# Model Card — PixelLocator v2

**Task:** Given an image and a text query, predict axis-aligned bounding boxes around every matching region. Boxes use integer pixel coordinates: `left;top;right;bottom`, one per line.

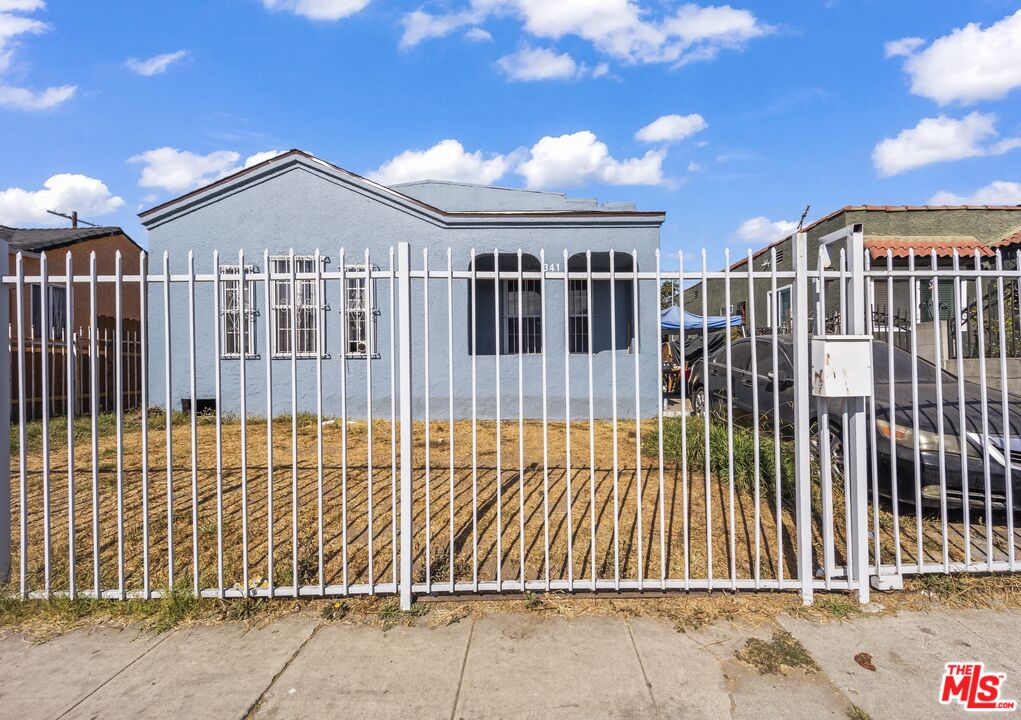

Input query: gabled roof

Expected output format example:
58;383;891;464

0;225;140;253
864;236;994;260
139;149;665;229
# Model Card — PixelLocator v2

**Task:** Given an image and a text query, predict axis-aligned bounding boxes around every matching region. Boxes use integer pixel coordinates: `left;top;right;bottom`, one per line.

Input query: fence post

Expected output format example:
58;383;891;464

845;225;871;603
792;231;813;605
0;238;10;583
397;242;414;610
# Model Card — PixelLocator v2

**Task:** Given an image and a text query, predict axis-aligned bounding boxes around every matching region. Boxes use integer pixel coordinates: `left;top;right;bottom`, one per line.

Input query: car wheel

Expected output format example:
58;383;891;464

690;385;705;416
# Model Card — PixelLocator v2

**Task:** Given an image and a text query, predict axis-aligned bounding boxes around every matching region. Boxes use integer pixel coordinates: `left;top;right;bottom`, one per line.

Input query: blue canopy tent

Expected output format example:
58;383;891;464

660;306;742;333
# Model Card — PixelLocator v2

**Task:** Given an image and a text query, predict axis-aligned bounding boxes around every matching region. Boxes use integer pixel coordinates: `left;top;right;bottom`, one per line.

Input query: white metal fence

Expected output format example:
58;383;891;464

2;231;1018;607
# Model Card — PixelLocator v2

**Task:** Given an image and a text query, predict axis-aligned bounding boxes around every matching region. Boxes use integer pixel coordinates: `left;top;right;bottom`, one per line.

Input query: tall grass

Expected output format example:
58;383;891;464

642;415;797;506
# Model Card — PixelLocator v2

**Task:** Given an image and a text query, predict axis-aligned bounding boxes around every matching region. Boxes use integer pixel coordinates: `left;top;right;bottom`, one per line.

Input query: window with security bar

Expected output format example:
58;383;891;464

501;278;542;354
220;265;258;358
270;255;325;358
344;264;376;357
568;278;589;353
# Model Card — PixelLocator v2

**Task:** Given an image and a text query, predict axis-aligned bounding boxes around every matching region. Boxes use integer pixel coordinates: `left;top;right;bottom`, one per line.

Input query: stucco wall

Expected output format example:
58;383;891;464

144;162;663;420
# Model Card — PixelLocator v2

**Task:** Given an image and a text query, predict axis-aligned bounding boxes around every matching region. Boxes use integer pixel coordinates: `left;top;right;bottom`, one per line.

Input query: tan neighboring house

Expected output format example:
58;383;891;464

2;225;146;418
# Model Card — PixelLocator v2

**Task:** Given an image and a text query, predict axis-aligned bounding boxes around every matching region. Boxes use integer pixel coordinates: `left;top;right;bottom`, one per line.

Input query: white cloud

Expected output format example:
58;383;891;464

883;36;923;58
872;112;1020;177
261;0;370;21
734;216;797;245
929;180;1021;206
464;27;492;42
0;2;77;110
0;83;74;109
516;130;665;189
244;149;284;167
497;47;581;81
368;139;514;185
891;10;1021;105
399;1;772;66
0;173;124;226
126;50;187;76
129;147;279;193
635;113;707;143
687;160;703;172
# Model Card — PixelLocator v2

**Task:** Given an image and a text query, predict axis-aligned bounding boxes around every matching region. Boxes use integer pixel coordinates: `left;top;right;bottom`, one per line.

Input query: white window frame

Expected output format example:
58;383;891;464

568;278;589;354
500;277;542;355
343;264;377;358
30;284;67;339
269;255;327;359
766;284;793;330
219;264;259;359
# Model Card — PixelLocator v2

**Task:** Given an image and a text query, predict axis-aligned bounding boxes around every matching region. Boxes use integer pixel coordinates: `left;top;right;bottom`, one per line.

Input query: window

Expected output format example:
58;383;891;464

270;255;324;358
766;285;793;330
344;265;376;357
220;265;258;359
501;278;542;354
30;285;67;338
568;279;589;353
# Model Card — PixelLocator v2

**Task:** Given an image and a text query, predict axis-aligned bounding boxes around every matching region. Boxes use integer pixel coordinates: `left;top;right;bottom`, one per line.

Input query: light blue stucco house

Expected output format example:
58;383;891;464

139;150;665;420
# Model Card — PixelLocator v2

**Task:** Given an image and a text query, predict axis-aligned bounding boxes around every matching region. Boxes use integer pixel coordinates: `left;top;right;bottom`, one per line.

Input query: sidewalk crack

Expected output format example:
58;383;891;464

242;620;322;720
625;619;661;720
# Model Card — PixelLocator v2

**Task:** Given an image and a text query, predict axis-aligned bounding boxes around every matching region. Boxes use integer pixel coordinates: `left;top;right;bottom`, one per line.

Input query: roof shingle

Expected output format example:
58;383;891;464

864;236;994;260
0;225;135;253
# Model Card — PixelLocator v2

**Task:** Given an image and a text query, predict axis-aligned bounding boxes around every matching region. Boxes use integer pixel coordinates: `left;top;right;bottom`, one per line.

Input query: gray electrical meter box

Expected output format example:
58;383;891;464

811;335;873;398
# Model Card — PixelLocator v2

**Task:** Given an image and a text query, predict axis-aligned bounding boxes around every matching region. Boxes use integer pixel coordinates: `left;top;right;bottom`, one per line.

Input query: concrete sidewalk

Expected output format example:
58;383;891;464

2;607;1019;719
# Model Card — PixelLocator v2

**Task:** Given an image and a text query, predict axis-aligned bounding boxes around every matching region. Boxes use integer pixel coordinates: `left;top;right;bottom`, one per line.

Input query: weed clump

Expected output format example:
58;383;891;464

736;630;819;675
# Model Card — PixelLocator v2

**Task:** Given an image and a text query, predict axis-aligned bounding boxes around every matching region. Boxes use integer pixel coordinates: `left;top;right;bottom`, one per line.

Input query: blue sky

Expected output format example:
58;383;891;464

1;0;1020;267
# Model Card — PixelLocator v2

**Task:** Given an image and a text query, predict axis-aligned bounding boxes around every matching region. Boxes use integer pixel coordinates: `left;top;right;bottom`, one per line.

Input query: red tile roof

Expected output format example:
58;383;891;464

992;230;1021;249
864;237;994;260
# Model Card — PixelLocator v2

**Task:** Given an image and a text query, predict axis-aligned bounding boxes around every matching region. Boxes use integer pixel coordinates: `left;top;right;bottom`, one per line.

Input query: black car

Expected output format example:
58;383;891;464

687;335;1021;510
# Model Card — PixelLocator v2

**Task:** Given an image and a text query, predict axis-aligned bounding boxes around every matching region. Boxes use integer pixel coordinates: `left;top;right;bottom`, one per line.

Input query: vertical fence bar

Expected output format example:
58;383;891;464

397;242;413;610
770;249;781;585
679;251;690;588
494;248;503;589
516;249;525;590
995;250;1015;569
540;249;550;591
187;251;200;596
655;250;666;589
907;250;923;571
886;250;902;573
792;232;813;605
263;249;275;598
816;254;833;591
339;251;349;593
609;250;620;590
747;250;761;588
0;241;9;590
865;253;882;577
213;250;224;598
562;248;574;591
238;252;250;594
365;249;374;592
389;248;398;590
114;252;126;599
422;248;431;592
845;226;869;604
723;250;736;589
162;252;174;589
700;250;712;589
586;250;596;585
89;254;100;596
974;250;994;570
288;249;299;595
65;252;76;596
470;248;478;591
447;248;456;592
40;253;52;597
314;250;325;594
953;251;970;568
138;252;150;598
14;252;27;596
631;249;643;588
931;251;949;573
